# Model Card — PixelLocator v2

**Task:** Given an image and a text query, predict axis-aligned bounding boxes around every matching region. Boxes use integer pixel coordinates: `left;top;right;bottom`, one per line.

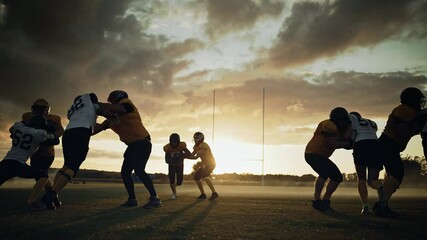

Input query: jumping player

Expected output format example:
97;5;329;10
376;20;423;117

22;98;64;207
349;112;384;215
163;133;191;199
375;87;425;217
186;132;219;200
93;90;161;209
42;93;111;210
0;115;55;207
305;107;353;211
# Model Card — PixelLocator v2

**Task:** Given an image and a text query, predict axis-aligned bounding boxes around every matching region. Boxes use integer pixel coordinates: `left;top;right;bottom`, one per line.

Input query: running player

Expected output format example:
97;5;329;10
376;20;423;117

375;87;425;217
186;132;219;200
349;112;383;215
163;133;191;199
305;107;353;211
42;93;111;210
22;98;64;207
0;115;55;207
93;90;161;209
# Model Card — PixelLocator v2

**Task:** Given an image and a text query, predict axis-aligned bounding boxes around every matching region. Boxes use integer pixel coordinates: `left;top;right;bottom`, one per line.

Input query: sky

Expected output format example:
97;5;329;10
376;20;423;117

0;0;427;177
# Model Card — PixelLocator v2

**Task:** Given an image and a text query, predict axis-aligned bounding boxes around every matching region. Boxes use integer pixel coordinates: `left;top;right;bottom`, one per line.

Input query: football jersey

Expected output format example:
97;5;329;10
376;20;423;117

305;120;339;158
65;94;100;132
349;114;378;142
3;122;50;164
22;112;63;156
164;142;187;165
383;104;418;147
109;98;150;145
193;142;215;165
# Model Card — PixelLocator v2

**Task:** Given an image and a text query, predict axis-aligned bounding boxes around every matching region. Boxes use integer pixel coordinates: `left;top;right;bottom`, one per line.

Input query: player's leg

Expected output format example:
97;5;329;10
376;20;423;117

30;155;55;190
194;169;206;199
322;159;343;211
0;160;17;186
169;165;177;199
175;164;184;199
305;153;330;211
355;165;369;214
200;164;218;199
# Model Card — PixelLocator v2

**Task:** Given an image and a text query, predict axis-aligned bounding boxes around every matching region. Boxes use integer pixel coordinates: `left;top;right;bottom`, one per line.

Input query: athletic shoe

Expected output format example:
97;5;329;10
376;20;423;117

197;193;207;199
209;192;219;200
53;194;62;208
142;197;161;209
361;205;370;215
322;199;334;212
311;199;325;211
41;191;56;210
121;198;139;207
171;194;177;200
374;205;400;218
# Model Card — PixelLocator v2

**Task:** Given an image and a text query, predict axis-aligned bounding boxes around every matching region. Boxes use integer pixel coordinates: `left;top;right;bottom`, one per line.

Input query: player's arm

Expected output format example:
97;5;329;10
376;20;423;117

92;120;109;135
101;102;134;115
47;115;64;138
182;147;192;158
324;131;352;150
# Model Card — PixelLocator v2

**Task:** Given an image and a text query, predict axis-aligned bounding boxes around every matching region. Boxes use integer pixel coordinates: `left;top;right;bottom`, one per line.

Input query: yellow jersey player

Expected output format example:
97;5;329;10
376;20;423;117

305;107;352;211
375;87;425;217
0;115;56;208
163;133;191;200
22;98;64;207
186;132;219;200
93;90;161;209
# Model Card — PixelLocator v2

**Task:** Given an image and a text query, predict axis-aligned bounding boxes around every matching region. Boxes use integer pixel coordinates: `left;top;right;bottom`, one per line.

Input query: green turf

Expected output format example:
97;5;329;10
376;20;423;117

1;183;426;240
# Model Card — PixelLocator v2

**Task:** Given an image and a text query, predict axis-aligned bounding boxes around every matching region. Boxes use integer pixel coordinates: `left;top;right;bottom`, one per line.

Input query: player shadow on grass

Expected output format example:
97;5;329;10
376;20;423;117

119;199;217;239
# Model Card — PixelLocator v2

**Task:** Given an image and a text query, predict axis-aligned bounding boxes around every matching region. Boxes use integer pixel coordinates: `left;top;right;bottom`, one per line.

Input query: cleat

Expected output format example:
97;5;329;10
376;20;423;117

121;198;139;207
361;205;370;215
142;197;161;209
312;199;326;211
322;199;334;212
209;192;219;200
53;193;62;208
197;194;207;199
41;192;56;210
374;205;399;218
171;194;177;200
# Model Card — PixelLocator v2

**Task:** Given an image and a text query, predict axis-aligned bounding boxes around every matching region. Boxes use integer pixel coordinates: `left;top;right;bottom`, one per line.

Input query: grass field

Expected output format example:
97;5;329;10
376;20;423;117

1;182;427;240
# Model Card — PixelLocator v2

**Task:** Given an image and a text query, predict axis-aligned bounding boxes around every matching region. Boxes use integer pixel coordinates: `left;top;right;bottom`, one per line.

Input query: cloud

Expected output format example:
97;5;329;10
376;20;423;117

204;0;285;40
266;0;427;68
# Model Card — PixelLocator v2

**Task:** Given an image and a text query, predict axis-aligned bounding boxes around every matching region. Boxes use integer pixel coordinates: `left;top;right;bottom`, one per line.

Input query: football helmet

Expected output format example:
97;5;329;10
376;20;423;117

193;132;204;144
28;114;47;130
31;98;50;115
349;111;362;119
169;133;180;142
330;107;350;123
108;90;128;104
400;87;425;110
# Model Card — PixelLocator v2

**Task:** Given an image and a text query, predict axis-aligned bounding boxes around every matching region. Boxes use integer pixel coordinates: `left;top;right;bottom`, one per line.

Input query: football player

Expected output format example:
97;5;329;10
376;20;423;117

375;87;425;217
349;112;383;215
185;132;219;200
0;115;56;207
22;98;64;207
163;133;191;200
93;90;161;209
305;107;353;211
41;93;111;210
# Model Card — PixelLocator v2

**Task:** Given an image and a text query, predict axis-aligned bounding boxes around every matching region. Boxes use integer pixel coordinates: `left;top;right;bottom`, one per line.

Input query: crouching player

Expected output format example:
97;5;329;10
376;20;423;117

0;115;55;207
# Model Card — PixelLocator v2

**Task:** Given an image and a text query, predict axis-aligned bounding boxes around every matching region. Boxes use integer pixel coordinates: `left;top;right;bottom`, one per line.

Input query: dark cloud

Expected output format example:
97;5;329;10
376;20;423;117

0;0;203;128
266;0;427;68
204;0;285;39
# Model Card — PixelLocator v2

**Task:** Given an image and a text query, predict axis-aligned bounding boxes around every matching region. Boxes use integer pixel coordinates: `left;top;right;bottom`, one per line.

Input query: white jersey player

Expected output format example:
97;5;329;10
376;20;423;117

348;112;384;215
42;93;111;210
0;115;55;206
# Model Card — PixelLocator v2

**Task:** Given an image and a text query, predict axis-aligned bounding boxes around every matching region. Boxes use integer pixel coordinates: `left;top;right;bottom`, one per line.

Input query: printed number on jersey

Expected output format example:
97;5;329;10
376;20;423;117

67;95;85;118
12;129;33;150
